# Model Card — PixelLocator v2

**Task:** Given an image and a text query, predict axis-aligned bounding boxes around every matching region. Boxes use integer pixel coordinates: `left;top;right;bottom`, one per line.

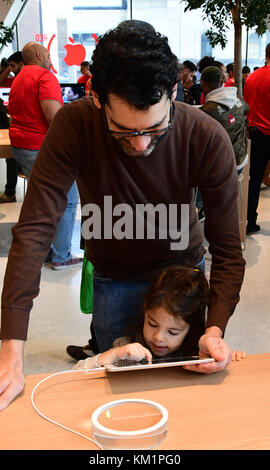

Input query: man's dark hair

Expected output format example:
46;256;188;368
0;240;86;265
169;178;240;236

118;19;155;33
242;65;250;74
90;25;179;108
183;60;197;72
80;61;90;68
1;57;8;67
226;62;234;74
213;60;225;70
8;51;23;63
197;56;215;73
201;66;223;90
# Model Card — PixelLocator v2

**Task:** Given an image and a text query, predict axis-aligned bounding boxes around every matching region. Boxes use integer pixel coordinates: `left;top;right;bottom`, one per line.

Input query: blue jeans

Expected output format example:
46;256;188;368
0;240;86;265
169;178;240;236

12;146;79;263
195;189;203;209
91;257;206;352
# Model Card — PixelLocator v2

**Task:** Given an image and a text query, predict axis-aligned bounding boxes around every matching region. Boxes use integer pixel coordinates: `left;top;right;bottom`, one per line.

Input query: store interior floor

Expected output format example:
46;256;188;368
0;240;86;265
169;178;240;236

0;178;270;376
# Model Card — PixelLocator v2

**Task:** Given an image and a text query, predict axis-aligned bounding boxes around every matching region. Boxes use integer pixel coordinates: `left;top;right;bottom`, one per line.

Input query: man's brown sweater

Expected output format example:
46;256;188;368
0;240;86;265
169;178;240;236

1;98;245;340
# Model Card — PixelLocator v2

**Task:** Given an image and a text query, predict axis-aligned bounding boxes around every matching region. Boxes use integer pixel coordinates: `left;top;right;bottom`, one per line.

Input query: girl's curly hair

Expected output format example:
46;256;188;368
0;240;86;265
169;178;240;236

143;265;209;355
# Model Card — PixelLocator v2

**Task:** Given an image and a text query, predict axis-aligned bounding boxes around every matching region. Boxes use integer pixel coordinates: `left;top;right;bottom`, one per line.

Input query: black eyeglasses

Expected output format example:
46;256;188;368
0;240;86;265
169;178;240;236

103;101;173;138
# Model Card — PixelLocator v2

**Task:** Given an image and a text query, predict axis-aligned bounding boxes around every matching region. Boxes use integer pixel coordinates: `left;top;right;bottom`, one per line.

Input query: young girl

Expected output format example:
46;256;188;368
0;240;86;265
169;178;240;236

73;265;245;370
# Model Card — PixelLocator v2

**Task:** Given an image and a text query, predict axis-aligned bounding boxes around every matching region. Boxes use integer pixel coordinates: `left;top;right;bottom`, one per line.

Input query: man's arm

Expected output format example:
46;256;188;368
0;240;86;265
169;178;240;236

40;99;62;124
0;65;11;86
0;339;25;410
185;113;245;373
0;103;83;409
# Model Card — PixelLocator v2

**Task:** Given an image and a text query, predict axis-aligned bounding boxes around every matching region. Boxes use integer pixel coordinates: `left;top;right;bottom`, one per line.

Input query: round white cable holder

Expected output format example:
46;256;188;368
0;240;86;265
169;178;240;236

91;398;168;450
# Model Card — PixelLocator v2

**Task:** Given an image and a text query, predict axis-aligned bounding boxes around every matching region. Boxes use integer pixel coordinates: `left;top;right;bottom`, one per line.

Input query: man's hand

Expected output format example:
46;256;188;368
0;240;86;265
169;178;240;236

182;326;232;374
0;65;12;85
0;339;25;411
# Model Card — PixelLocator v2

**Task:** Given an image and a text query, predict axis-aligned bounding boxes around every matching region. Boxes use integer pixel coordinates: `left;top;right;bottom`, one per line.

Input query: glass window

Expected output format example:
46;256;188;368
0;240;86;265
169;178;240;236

201;33;212;58
131;0;181;57
0;0;267;83
1;0;131;84
248;32;262;60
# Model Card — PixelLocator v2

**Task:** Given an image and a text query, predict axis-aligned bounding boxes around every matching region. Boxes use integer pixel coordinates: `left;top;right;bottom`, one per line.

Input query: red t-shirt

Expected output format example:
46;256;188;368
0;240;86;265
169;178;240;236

224;77;235;87
244;66;270;135
1;76;14;87
77;74;91;93
8;65;63;149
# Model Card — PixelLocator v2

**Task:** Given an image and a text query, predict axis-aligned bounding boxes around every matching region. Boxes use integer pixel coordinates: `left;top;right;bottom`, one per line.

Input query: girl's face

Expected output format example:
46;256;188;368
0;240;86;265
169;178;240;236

143;307;190;357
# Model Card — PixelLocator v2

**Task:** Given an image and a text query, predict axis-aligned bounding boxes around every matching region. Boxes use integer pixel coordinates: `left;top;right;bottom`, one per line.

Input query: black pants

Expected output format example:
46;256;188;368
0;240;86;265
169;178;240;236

247;129;270;224
5;158;18;197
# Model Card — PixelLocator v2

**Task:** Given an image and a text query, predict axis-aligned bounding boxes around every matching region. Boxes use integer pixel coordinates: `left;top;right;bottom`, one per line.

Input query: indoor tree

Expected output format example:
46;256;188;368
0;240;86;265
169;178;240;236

181;0;270;99
0;20;13;48
0;0;14;52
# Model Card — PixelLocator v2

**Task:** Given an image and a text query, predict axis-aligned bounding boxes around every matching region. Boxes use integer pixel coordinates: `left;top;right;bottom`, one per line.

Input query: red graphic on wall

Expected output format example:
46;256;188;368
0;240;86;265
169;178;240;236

47;34;57;74
35;34;48;43
64;37;86;66
91;33;99;44
45;33;99;73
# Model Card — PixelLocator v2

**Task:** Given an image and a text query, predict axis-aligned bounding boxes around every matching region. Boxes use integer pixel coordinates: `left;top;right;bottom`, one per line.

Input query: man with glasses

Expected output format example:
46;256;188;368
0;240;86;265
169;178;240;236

102;95;173;156
0;22;245;410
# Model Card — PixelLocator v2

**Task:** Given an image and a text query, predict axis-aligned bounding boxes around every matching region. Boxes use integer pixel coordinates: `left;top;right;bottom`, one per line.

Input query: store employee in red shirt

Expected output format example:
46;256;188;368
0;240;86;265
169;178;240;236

8;42;82;269
77;60;92;95
244;43;270;234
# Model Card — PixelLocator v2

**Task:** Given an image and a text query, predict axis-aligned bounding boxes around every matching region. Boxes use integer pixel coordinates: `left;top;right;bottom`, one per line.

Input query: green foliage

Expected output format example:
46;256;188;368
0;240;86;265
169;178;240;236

0;21;13;47
181;0;270;48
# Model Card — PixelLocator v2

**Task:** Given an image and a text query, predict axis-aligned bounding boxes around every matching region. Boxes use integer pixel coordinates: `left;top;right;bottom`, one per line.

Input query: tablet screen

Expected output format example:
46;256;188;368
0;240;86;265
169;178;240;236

113;355;204;368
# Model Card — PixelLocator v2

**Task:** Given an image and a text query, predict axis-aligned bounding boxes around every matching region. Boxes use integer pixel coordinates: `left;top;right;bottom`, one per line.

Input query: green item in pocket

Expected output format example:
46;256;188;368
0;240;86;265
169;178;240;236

80;253;93;314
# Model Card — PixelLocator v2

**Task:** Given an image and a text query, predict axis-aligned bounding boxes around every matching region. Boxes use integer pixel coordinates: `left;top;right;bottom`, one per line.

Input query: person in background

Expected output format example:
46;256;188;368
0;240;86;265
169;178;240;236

77;61;92;96
73;266;246;371
0;51;24;203
214;60;229;84
0;51;24;87
242;65;250;88
173;61;184;103
0;58;9;71
197;56;228;107
194;57;228;217
224;63;235;87
244;43;270;234
8;42;82;269
200;66;248;174
181;60;201;105
197;56;215;106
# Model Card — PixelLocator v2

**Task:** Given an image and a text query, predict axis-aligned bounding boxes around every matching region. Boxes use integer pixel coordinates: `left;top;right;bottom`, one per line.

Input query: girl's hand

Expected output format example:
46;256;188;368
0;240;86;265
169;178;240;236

95;343;152;367
116;343;152;363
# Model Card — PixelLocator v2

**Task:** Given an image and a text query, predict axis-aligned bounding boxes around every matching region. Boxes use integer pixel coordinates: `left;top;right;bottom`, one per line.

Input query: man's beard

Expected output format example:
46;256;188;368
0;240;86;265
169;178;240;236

116;135;161;157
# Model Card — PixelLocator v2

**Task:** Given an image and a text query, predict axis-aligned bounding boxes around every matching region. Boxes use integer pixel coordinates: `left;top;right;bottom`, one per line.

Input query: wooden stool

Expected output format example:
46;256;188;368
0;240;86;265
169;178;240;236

18;172;27;199
263;161;270;187
238;173;245;250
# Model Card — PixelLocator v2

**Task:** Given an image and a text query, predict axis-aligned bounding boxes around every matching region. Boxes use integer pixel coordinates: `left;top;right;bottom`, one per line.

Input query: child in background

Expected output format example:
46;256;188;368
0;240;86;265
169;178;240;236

73;265;246;370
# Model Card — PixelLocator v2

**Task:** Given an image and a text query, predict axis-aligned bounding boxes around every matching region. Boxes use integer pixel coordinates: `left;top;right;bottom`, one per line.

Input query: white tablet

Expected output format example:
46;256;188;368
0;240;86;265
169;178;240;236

104;355;215;372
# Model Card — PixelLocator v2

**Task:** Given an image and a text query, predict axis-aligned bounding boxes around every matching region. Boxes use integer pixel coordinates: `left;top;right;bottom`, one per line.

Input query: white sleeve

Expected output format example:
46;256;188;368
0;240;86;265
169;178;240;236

72;355;99;370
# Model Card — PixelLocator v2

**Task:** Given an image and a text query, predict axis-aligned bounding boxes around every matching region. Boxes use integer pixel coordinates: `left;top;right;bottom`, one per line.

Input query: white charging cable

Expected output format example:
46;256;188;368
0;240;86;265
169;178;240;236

30;367;106;450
